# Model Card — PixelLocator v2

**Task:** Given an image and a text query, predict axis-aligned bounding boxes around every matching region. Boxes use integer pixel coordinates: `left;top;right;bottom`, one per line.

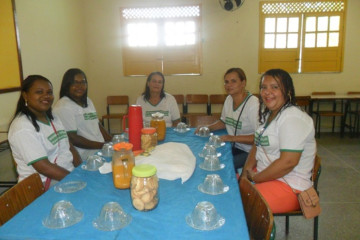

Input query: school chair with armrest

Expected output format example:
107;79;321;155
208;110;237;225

209;94;227;117
172;94;186;122
345;92;360;137
239;178;275;240
311;92;344;138
183;94;209;122
0;173;45;226
274;154;322;240
101;96;129;134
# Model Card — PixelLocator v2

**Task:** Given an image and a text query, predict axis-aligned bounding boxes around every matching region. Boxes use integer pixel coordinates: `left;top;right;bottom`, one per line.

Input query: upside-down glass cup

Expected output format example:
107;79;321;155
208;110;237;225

198;174;229;195
198;144;221;158
82;155;105;171
197;126;211;137
208;135;224;148
112;134;127;144
175;122;188;133
42;200;83;229
93;202;132;231
186;201;225;231
101;143;114;157
199;155;225;171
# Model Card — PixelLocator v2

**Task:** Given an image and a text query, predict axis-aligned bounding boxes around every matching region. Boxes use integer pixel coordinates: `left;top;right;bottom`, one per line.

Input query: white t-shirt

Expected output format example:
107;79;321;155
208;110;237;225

136;92;181;127
255;106;316;191
8;114;74;183
53;96;104;160
220;93;259;152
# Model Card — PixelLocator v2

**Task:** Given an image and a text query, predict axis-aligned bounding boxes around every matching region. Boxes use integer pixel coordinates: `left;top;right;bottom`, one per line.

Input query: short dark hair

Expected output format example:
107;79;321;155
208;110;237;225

224;68;247;81
60;68;88;107
142;71;165;101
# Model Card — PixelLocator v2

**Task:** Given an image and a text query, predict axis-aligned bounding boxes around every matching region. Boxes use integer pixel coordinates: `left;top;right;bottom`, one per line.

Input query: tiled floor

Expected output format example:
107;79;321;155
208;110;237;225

0;133;359;239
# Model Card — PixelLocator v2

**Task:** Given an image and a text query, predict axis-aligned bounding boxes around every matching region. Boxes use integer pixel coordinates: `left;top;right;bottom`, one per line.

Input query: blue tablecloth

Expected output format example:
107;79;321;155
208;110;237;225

0;129;249;240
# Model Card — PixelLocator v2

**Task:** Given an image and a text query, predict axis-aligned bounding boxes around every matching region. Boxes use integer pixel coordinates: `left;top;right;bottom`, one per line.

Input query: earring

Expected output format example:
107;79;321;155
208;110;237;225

25;100;28;107
288;93;292;102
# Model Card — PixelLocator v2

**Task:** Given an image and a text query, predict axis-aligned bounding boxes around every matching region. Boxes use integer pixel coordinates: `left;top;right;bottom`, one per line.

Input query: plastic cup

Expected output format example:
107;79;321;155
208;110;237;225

93;202;132;231
198;174;229;195
101;143;114;157
197;127;210;137
82;155;104;171
186;201;225;231
175;122;188;133
42;200;83;229
199;155;225;171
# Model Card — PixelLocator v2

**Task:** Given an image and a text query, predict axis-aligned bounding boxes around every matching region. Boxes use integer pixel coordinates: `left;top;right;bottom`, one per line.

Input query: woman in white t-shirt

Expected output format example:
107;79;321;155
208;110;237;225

8;75;81;188
136;72;181;127
53;68;112;161
241;69;316;213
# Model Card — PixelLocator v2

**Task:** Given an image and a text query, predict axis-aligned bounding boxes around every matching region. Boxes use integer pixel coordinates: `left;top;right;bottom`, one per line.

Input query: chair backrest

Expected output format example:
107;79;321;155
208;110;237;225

186;115;219;127
0;173;44;226
239;178;274;240
173;94;185;113
312;154;322;190
209;94;227;115
106;95;129;114
184;94;209;114
347;91;360;95
296;96;311;112
311;91;335;96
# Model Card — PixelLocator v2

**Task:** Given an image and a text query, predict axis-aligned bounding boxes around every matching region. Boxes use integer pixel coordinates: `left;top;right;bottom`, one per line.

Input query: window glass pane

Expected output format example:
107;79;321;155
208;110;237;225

287;33;298;48
317;33;327;47
276;34;286;48
264;34;275;48
306;17;316;32
317;16;328;31
265;18;275;32
329;32;339;47
165;21;196;46
329;16;340;31
277;18;287;33
127;23;157;47
288;17;299;32
305;33;315;47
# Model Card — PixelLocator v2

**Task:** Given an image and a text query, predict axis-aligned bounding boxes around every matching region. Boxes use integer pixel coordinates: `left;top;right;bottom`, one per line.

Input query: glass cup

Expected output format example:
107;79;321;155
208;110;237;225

112;134;127;144
199;155;225;171
198;174;229;195
208;135;224;148
93;202;132;231
198;144;221;158
82;155;105;171
186;201;225;231
175;122;188;133
101;143;114;157
197;126;210;137
42;200;83;229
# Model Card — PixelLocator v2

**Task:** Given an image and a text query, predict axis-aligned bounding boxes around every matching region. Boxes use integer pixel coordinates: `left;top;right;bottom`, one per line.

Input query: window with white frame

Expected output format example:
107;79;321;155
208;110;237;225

259;0;346;73
121;5;202;76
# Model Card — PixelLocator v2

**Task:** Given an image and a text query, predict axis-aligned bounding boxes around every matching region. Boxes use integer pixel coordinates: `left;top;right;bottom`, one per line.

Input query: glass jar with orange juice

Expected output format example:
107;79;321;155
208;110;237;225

112;142;135;189
150;112;166;141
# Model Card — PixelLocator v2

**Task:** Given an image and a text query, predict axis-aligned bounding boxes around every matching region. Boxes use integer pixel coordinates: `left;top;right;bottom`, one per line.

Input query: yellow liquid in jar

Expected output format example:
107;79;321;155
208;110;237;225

150;119;166;141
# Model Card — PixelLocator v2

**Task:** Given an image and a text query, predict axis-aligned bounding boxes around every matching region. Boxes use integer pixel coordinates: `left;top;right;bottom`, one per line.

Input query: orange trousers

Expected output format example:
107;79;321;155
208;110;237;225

255;180;300;214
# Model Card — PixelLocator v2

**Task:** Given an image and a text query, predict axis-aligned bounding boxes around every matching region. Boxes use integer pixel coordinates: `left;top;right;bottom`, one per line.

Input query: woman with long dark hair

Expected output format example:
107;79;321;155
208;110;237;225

241;69;316;213
136;71;180;127
8;75;81;187
53;68;111;160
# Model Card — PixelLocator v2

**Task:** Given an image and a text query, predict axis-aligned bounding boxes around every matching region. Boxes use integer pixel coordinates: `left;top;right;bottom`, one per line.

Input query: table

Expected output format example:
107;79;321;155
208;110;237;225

0;129;249;240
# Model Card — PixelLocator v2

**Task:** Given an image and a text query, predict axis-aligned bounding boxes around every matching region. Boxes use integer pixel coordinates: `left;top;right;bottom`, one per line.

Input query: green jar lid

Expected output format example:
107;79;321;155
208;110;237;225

132;164;157;177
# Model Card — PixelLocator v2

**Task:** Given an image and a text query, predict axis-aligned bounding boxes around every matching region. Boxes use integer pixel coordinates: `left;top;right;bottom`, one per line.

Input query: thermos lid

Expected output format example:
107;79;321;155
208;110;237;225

132;164;157;177
141;127;157;134
113;142;133;151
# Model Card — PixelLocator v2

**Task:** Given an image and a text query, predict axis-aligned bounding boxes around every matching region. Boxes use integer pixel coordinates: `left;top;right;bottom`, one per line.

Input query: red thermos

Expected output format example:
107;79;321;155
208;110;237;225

122;105;143;151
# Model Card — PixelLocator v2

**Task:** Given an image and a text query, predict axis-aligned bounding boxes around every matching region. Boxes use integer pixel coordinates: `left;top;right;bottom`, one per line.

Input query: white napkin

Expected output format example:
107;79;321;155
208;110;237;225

136;142;196;183
99;162;112;174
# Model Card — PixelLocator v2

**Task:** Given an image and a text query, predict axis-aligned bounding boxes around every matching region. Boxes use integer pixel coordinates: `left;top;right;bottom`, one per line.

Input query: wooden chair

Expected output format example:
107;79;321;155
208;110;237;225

0;173;44;226
173;94;186;122
345;92;360;137
209;94;227;117
101;96;129;134
239;178;275;240
183;94;209;122
296;95;311;114
0;141;18;191
186;115;219;128
311;92;344;138
274;154;322;240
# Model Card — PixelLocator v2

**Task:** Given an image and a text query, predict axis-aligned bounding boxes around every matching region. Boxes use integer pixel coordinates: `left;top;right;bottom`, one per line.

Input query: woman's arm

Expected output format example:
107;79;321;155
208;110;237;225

220;134;254;145
252;151;301;183
67;132;105;149
99;123;112;142
241;144;257;179
69;143;82;167
32;159;70;181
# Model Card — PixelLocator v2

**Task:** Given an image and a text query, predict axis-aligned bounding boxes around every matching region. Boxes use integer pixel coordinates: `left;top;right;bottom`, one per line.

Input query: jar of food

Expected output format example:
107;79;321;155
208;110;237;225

112;142;135;189
141;127;157;152
130;164;159;211
150;112;166;141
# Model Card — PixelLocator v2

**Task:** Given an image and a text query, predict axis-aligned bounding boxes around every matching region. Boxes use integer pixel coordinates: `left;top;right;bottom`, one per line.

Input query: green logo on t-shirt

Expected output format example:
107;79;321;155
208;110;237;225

145;110;169;117
254;132;269;146
84;112;98;120
225;117;242;129
48;130;68;145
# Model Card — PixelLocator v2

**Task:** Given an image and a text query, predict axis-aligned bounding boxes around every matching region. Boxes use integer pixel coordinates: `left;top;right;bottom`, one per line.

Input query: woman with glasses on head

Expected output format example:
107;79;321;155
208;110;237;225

53;68;112;161
241;69;316;213
8;75;81;188
136;71;181;127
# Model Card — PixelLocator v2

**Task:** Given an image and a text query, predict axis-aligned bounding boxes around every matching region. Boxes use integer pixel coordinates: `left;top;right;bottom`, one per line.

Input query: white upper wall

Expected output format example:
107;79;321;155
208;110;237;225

1;0;359;128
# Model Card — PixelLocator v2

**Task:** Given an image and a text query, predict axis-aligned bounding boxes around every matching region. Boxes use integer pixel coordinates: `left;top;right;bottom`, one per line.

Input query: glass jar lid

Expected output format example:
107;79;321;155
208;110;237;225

132;164;157;177
141;127;157;134
113;142;133;151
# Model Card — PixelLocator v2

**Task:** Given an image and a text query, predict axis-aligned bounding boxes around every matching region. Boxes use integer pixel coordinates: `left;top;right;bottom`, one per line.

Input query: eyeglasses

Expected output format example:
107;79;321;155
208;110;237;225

255;127;266;146
71;80;87;86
